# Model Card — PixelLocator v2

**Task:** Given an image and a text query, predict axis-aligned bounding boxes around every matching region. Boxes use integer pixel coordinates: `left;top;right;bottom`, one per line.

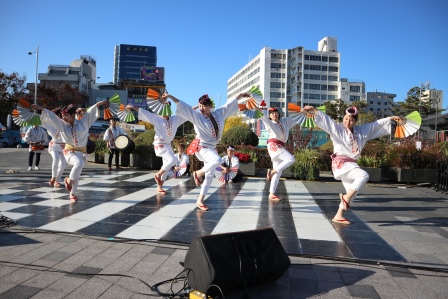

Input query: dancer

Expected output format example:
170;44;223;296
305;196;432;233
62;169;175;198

303;106;401;224
174;143;190;177
103;118;127;171
31;100;109;202
126;103;185;194
41;108;66;187
164;92;250;211
24;124;48;171
217;145;241;183
256;107;297;201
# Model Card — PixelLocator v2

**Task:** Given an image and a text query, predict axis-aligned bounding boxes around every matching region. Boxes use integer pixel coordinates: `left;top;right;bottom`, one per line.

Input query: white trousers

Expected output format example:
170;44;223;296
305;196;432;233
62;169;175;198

64;151;86;196
195;147;221;195
157;146;177;181
338;167;369;209
270;150;295;194
49;150;66;182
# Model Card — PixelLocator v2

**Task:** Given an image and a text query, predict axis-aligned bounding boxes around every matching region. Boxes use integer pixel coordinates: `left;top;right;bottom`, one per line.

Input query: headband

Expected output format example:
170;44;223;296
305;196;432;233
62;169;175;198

61;104;74;115
227;146;235;151
198;94;212;106
269;107;279;113
345;107;358;117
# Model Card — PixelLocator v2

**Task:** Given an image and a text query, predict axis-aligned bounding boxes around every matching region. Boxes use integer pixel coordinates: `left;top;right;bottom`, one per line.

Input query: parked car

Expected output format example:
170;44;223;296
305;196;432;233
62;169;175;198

0;130;21;147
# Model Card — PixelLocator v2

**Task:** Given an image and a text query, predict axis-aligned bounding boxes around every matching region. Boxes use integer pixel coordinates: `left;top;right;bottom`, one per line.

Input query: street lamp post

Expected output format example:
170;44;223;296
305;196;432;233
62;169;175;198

28;46;39;104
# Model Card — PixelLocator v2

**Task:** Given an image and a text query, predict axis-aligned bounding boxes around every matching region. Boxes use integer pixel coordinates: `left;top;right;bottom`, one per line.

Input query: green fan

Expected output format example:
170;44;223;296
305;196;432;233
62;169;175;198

300;105;326;128
240;86;264;119
160;103;172;117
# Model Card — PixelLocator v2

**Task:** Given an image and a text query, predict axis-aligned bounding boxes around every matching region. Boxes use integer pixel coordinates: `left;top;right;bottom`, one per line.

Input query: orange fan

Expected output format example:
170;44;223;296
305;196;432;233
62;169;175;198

147;88;160;100
12;98;41;126
246;98;257;110
104;108;113;120
18;98;32;108
238;104;247;111
394;111;421;138
288;103;301;113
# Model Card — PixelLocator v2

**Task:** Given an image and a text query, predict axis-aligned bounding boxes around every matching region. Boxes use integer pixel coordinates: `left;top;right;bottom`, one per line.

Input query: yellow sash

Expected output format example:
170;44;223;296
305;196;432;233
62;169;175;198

64;144;87;153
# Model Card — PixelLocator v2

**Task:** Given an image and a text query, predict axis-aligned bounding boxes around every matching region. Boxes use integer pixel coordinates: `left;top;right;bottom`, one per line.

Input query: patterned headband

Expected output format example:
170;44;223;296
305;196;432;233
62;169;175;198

61;104;74;114
198;94;212;106
227;146;235;151
345;106;358;117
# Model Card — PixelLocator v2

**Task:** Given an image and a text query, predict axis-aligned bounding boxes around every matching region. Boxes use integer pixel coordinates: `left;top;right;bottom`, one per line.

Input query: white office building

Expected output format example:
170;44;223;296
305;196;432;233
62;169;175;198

227;37;341;118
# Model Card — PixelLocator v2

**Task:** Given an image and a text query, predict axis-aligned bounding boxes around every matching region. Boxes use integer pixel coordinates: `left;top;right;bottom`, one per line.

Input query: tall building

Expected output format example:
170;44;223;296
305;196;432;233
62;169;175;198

339;78;366;104
113;44;157;84
366;91;396;117
421;89;443;112
38;55;97;95
227;37;341;118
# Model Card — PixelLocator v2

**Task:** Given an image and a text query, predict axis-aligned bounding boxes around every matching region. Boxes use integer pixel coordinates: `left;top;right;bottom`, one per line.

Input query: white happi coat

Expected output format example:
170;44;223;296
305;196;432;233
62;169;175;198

41;124;64;153
40;106;100;150
103;126;126;149
221;155;240;170
176;98;238;148
24;126;48;153
138;109;185;156
260;112;297;159
314;111;391;179
175;152;189;166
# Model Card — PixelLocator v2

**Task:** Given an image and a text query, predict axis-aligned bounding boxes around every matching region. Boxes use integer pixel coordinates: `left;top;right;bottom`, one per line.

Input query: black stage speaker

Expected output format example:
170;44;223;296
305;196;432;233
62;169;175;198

183;228;290;296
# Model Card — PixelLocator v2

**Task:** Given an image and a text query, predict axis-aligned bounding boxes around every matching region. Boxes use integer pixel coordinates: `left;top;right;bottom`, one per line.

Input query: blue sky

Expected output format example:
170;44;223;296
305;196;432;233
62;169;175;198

1;0;447;111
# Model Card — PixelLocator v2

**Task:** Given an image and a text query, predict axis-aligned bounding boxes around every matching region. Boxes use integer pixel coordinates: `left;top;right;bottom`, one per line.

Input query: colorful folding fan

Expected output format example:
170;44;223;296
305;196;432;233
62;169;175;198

214;166;239;182
116;105;136;123
12;98;41;126
146;87;169;115
394;111;421;138
168;163;187;178
287;103;306;125
103;93;121;120
300;105;326;128
240;86;264;119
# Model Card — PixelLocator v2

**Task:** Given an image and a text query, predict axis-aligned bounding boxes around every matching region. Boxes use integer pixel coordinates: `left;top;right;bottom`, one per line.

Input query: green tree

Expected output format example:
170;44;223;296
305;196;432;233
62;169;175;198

393;86;436;117
323;99;349;122
0;71;27;126
351;100;376;124
223;115;248;133
221;126;259;146
38;83;88;109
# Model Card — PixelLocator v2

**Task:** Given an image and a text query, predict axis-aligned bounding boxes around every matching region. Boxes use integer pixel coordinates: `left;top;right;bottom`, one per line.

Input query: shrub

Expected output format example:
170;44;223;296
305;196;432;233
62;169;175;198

290;148;325;180
133;129;156;155
383;137;439;169
90;136;107;156
220;126;259;147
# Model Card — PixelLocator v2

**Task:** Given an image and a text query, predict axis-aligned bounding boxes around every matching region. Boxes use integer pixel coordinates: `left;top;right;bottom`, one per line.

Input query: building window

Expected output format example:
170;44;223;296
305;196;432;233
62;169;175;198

350;86;360;92
370;101;373;104
377;102;381;105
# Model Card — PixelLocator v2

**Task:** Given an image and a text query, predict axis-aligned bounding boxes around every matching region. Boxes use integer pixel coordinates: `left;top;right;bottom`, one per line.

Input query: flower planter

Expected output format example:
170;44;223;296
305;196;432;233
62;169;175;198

120;153;130;167
95;153;105;164
281;167;295;178
238;162;256;176
130;153;162;169
362;167;381;182
385;167;436;183
282;167;319;180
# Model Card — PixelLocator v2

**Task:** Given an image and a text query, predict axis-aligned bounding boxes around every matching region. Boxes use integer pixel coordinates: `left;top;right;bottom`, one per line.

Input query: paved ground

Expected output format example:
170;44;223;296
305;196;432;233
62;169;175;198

0;147;448;298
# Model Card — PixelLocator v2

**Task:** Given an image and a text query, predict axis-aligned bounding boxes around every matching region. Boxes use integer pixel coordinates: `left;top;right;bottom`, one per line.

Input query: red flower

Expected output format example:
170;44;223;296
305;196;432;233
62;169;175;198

234;152;251;163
